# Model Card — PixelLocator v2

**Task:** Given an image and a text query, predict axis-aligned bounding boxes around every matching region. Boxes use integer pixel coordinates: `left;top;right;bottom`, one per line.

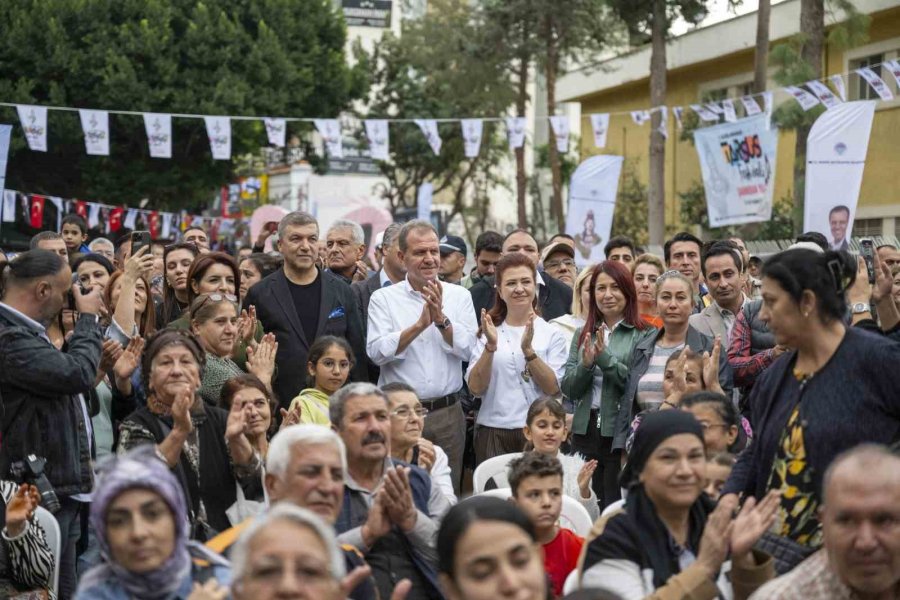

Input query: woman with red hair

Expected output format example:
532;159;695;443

466;253;570;464
561;260;651;509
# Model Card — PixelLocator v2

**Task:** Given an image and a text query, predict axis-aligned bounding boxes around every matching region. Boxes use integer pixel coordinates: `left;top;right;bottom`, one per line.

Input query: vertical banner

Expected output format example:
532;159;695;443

803;101;876;251
364;119;390;160
461;119;483;158
548;116;569;153
740;96;762;116
143;113;172;158
79;109;110;156
566;155;623;266
505;117;526;150
855;67;894;101
16;105;48;151
204;117;231;160
830;74;847;102
785;86;820;111
314;119;344;158
414;119;442;155
693;114;777;227
264;118;286;147
721;99;738;123
806;80;840;108
589;113;610;148
417;183;433;221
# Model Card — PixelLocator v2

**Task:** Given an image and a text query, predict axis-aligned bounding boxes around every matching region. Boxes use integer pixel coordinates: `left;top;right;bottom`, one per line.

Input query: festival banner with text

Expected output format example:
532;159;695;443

693;114;777;227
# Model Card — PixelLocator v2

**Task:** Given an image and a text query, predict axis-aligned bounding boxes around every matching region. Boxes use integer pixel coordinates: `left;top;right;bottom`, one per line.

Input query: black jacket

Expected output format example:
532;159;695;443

0;306;101;496
244;268;366;407
470;272;573;325
351;273;383;384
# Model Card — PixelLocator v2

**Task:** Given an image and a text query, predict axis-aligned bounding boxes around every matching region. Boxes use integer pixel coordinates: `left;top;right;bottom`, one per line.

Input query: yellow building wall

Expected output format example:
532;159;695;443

575;6;900;230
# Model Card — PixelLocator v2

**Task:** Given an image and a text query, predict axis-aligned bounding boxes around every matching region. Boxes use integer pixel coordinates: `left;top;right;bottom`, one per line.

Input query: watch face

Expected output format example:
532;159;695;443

852;303;868;313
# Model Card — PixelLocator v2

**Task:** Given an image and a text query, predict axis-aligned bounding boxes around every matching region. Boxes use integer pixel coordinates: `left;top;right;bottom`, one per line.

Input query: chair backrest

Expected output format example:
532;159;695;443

468;487;594;537
601;498;625;518
33;505;61;597
472;452;522;493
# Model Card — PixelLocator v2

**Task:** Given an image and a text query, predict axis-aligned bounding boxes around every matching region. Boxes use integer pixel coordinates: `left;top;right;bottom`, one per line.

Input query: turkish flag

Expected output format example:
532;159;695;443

29;195;45;228
109;206;124;232
148;211;160;239
74;200;88;220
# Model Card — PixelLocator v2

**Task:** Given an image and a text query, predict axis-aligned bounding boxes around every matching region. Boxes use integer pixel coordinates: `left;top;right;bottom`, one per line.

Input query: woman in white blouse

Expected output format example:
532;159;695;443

467;253;569;464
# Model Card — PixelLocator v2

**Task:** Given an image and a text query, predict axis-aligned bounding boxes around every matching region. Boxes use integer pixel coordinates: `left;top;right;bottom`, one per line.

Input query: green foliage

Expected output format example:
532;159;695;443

608;0;713;43
0;0;367;210
363;0;517;219
677;179;795;240
611;160;649;247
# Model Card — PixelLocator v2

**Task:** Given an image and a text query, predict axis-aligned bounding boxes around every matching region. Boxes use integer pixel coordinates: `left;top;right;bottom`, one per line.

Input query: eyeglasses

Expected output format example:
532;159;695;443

544;259;576;270
390;406;429;420
698;422;730;431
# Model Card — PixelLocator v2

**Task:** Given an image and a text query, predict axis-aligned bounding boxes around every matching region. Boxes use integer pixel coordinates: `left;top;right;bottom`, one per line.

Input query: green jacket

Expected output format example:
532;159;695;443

561;323;653;437
167;313;264;372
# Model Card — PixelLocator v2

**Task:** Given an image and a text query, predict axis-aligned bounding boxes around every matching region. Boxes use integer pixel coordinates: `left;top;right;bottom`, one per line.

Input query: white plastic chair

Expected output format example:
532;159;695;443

600;498;626;518
471;487;594;537
33;505;61;597
472;452;521;493
562;569;580;595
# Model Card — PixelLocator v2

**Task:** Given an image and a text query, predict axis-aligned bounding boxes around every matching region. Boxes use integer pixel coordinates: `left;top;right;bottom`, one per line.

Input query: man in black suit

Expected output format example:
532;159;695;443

469;229;573;325
351;222;405;383
245;211;366;407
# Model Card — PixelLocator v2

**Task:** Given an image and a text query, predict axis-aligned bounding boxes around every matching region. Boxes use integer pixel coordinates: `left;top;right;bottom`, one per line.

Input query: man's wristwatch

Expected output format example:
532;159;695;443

851;302;870;315
436;316;451;330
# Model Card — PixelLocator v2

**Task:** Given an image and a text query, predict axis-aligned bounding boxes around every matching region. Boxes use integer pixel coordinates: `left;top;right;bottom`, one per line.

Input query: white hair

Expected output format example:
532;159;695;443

329;382;386;426
266;424;347;477
328;219;365;246
89;237;114;250
231;504;346;585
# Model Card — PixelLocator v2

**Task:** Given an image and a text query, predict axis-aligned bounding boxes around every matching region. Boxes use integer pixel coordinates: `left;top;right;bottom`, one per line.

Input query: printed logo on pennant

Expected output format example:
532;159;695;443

589;114;610;148
805;80;840;108
79;109;110;156
690;104;720;122
264;118;287;148
721;99;737;123
855;68;894;101
364;120;390;161
143;113;172;159
204;117;232;160
548;116;569;153
314;119;344;158
784;86;821;111
740;96;762;116
414;119;442;156
630;110;651;126
881;60;900;90
16;105;47;152
505;117;526;150
461;119;483;159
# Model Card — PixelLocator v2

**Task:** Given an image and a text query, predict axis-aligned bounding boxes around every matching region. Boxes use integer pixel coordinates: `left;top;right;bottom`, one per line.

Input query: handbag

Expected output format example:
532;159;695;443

226;467;269;526
755;531;816;575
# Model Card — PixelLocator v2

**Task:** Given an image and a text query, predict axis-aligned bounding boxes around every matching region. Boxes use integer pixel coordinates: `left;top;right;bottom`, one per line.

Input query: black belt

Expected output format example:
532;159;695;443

421;391;460;412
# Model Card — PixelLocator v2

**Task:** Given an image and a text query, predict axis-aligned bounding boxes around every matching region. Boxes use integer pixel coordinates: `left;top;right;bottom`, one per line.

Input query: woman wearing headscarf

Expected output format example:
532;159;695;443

75;446;231;599
579;411;778;599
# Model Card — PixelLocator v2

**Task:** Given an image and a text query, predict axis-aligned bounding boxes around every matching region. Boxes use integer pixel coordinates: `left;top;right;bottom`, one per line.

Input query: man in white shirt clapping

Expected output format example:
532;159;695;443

366;220;478;495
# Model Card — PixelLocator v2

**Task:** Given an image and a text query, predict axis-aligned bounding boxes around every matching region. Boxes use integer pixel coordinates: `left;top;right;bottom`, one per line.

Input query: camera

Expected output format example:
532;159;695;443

9;455;61;514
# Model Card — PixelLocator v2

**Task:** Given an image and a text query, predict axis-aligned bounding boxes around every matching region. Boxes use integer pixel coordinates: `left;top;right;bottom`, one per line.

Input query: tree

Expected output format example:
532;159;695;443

754;0;772;94
0;0;367;210
364;0;516;231
611;160;650;247
609;0;712;246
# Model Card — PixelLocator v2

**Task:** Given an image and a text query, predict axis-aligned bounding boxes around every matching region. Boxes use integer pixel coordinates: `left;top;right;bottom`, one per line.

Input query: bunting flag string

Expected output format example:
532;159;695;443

2;188;236;240
1;60;896;158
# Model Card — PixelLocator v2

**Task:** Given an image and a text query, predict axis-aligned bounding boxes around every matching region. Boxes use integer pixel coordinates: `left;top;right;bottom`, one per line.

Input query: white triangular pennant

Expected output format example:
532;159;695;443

631;110;651;126
79;110;110;156
204;117;232;160
830;75;847;102
690;104;719;122
805;80;840;108
704;102;725;114
16;105;47;152
657;107;668;139
855;68;894;101
548;116;569;153
364;120;390;161
763;92;774;130
589;113;610;148
314;119;344;158
124;208;139;230
461;119;483;158
740;96;762;116
88;203;101;228
2;190;16;223
414;119;442;155
722;99;738;123
784;86;821;111
881;60;900;90
143;113;172;158
161;212;173;239
264;118;286;148
673;107;684;129
48;197;63;231
505;117;526;150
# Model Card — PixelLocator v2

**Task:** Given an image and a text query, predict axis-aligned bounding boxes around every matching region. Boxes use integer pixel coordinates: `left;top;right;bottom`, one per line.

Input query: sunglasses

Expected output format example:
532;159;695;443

192;292;238;315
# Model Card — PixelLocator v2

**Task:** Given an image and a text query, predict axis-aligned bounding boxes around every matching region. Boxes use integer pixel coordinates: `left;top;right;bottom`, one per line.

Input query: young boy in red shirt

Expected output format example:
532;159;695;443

509;452;585;597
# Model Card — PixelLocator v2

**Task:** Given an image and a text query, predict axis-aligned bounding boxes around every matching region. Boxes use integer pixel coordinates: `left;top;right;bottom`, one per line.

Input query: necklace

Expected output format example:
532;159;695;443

499;323;532;384
792;367;815;386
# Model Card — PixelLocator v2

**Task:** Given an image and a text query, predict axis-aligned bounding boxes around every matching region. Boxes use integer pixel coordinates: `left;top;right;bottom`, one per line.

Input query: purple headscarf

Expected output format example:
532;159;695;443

78;446;225;599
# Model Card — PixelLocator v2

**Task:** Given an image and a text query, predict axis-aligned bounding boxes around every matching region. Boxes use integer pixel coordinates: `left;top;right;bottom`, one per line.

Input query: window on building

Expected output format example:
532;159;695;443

850;54;885;101
853;218;882;237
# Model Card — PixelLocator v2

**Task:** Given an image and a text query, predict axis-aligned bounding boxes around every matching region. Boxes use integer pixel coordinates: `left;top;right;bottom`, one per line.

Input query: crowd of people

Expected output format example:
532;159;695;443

0;210;899;600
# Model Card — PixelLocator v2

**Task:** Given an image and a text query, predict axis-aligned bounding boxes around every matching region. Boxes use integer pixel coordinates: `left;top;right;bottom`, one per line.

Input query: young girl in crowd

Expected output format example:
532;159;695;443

523;397;600;521
290;335;355;425
704;452;735;500
681;390;747;455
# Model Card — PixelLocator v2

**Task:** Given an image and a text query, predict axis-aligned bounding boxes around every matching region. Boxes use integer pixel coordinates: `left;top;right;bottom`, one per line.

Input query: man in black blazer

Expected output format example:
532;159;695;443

470;229;573;325
245;211;366;407
351;222;405;382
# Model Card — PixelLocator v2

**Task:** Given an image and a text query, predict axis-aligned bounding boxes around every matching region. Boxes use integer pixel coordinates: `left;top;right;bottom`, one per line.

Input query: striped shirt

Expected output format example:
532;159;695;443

635;343;684;412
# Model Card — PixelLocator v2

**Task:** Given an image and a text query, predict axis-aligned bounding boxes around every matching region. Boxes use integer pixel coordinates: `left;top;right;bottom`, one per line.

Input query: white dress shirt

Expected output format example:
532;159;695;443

367;277;478;399
467;317;569;429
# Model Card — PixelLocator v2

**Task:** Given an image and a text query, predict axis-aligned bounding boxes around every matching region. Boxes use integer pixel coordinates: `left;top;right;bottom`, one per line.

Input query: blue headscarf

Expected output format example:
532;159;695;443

78;446;227;599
